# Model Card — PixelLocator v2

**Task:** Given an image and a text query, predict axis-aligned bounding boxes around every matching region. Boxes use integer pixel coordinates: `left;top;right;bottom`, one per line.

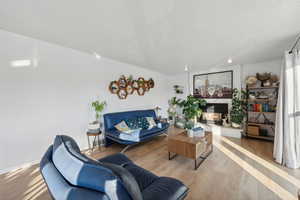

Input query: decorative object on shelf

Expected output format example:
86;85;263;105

245;76;257;87
173;85;184;94
230;88;247;128
109;75;154;99
222;114;231;127
193;70;233;99
270;74;279;86
256;73;271;87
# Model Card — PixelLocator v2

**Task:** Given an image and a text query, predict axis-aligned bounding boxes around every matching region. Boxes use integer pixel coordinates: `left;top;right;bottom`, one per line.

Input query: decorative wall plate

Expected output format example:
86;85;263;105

144;81;150;91
137;87;145;96
118;77;127;88
117;88;128;99
132;80;139;90
109;81;119;94
148;78;155;88
126;84;134;94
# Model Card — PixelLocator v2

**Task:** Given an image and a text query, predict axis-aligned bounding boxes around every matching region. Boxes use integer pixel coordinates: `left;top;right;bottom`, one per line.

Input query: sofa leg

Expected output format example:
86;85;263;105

121;145;132;153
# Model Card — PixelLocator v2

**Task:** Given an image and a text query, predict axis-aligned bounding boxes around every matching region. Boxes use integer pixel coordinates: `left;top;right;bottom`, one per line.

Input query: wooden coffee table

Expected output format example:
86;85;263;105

167;130;213;170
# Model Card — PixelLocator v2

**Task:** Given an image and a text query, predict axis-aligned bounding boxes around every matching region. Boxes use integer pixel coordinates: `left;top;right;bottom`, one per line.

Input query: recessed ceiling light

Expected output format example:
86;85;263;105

10;59;32;68
227;58;233;64
184;65;189;71
93;52;101;60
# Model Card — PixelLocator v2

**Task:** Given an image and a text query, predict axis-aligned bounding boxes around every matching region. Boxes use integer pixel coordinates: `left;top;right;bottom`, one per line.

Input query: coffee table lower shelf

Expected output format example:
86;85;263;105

168;145;213;170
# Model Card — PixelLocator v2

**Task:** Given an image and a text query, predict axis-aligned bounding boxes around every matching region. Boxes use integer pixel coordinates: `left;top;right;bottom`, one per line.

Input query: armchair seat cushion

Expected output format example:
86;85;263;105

142;177;189;200
99;153;188;200
99;153;158;191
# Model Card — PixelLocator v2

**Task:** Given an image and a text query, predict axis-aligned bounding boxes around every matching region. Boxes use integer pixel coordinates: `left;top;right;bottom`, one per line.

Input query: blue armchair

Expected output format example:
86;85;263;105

103;110;169;151
40;135;188;200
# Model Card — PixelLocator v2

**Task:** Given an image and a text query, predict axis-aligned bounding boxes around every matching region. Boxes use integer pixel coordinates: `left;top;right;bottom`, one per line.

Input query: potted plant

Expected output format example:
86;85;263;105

180;95;206;123
230;89;246;128
167;97;182;123
91;100;106;129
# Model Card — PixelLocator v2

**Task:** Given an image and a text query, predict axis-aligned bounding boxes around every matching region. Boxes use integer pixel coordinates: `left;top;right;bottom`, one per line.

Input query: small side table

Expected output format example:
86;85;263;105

86;131;102;151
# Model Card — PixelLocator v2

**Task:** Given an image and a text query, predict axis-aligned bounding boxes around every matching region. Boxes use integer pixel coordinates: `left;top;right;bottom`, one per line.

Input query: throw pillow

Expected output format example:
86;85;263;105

115;121;131;132
136;117;149;129
125;118;140;130
146;117;157;129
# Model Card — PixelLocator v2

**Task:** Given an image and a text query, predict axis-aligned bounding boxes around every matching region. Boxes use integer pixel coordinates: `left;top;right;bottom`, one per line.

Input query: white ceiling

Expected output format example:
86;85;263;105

0;0;299;74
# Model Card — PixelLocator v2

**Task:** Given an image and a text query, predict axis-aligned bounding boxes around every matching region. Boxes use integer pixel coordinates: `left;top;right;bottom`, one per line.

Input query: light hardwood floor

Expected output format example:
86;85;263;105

1;127;300;200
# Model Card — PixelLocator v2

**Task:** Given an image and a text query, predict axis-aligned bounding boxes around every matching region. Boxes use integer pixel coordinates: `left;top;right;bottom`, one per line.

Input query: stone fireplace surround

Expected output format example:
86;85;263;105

199;99;242;138
200;103;229;125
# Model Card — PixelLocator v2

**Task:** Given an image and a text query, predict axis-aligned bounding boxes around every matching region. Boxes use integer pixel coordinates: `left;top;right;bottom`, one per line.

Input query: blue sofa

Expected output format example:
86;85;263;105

40;135;188;200
104;110;169;147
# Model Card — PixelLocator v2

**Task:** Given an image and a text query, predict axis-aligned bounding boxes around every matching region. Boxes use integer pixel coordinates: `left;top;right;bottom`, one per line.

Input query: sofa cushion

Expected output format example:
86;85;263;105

115;121;131;132
125;118;140;130
52;135;135;200
146;117;157;129
136;117;150;129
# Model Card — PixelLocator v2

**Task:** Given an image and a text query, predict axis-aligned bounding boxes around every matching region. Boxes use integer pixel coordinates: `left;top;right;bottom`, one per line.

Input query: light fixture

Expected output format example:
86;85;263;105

184;65;189;72
93;52;101;60
227;58;233;64
10;59;32;68
184;65;192;95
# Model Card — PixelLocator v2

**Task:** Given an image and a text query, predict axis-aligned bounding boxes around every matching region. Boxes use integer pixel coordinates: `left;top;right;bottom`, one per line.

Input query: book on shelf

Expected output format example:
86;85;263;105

248;103;273;112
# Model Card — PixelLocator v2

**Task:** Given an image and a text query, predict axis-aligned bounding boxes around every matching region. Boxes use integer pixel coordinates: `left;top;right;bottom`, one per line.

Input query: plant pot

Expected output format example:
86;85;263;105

187;129;194;137
231;122;241;128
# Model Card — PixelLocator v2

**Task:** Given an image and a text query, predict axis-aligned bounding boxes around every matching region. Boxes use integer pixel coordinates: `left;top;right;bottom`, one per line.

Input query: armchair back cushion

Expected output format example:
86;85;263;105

104;109;156;131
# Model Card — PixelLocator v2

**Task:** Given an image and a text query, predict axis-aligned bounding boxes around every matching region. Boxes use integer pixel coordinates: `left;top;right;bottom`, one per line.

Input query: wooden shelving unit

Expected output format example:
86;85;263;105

244;85;279;141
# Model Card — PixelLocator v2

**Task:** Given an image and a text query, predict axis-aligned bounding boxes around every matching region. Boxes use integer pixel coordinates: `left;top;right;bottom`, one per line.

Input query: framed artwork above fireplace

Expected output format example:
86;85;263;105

193;70;233;99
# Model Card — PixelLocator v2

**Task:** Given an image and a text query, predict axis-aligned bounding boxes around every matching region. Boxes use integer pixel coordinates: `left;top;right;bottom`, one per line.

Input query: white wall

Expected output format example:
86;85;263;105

0;29;169;171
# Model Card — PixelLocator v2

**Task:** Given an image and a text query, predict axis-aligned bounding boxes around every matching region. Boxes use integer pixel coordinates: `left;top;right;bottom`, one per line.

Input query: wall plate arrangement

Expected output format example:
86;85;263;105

109;75;155;99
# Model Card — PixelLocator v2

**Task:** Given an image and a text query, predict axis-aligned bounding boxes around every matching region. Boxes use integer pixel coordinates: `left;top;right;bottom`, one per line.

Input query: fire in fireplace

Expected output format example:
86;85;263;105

200;103;228;125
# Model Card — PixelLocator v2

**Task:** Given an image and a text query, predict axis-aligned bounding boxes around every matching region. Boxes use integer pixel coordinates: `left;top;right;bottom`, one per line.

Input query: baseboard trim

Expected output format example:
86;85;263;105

0;160;39;175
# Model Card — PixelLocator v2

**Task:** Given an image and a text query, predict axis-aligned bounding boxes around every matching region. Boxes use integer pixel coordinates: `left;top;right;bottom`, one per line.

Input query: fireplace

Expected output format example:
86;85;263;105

200;103;228;125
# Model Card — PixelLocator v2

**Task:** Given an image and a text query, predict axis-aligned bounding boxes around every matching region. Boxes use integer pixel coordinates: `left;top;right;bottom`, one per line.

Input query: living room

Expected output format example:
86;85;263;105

0;1;300;200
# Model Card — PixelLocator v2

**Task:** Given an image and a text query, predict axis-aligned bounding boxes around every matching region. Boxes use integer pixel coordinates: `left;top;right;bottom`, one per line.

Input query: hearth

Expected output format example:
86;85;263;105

200;103;228;125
